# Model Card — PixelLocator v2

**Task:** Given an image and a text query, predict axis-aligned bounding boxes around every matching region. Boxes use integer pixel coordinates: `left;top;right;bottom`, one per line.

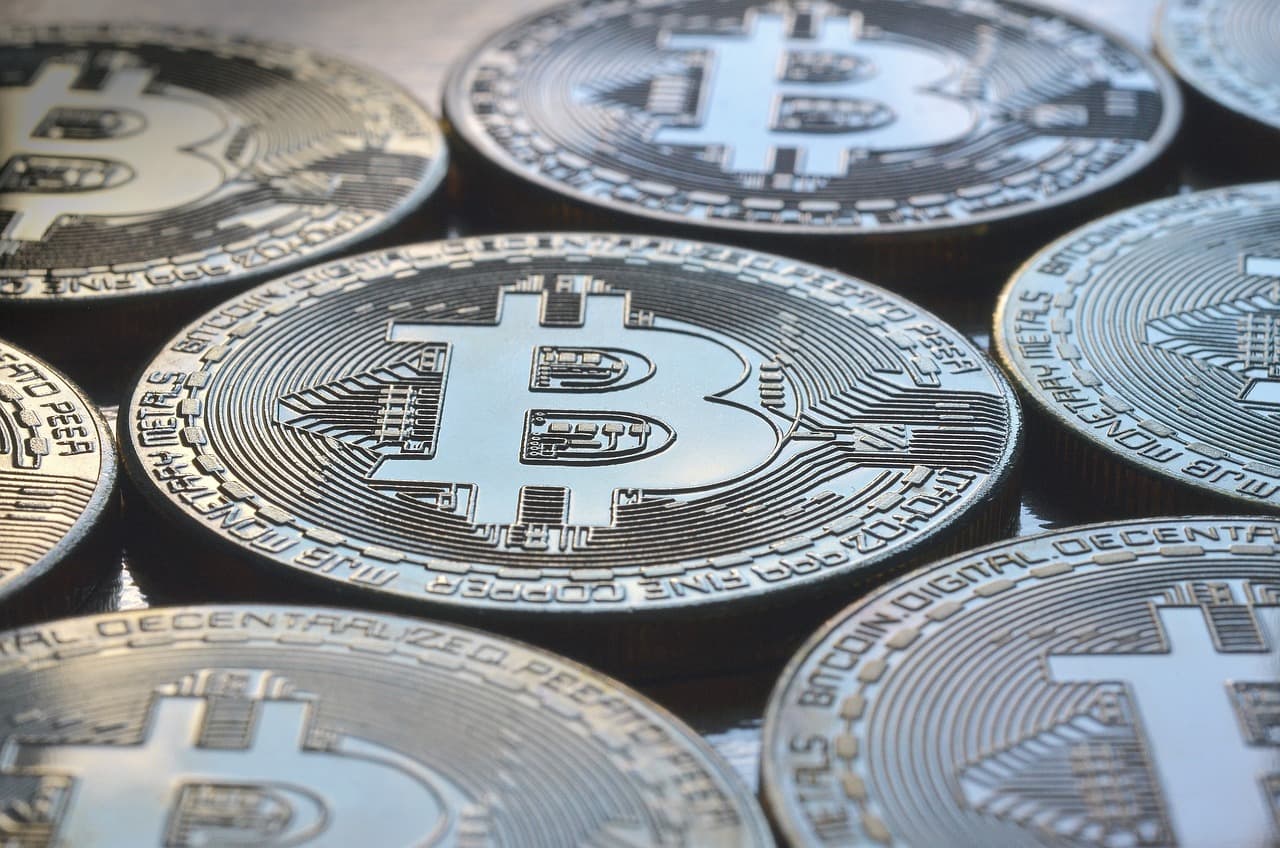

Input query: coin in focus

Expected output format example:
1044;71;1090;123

763;516;1280;847
1156;0;1280;164
0;338;116;627
444;0;1181;279
0;22;449;396
119;234;1021;676
0;605;774;846
995;182;1280;514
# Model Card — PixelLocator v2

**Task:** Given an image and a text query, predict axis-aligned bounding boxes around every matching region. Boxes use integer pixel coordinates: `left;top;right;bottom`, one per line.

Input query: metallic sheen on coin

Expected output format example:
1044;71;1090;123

1156;0;1280;138
120;234;1021;675
762;517;1280;847
995;183;1280;514
0;605;775;846
0;23;448;395
0;339;116;626
444;0;1180;275
0;22;447;302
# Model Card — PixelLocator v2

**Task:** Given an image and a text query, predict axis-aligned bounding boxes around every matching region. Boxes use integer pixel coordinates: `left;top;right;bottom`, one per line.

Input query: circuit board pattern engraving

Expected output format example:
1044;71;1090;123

0;23;447;302
0;607;773;846
1157;0;1280;133
122;234;1019;614
763;518;1280;846
445;0;1179;235
996;183;1280;511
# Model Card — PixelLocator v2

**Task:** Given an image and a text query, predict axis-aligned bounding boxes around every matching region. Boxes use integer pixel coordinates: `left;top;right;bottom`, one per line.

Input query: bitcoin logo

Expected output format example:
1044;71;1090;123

650;10;975;177
1146;253;1280;409
0;609;775;847
1238;255;1280;406
1048;600;1280;847
278;275;780;527
0;670;460;847
0;59;236;242
449;0;1178;245
997;185;1280;511
126;233;1020;649
764;520;1280;848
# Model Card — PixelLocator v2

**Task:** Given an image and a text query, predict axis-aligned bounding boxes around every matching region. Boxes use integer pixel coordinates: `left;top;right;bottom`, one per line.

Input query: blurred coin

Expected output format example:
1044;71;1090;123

0;604;774;846
444;0;1181;280
0;338;116;627
995;182;1280;514
0;22;449;399
763;516;1280;847
118;234;1021;677
1156;0;1280;167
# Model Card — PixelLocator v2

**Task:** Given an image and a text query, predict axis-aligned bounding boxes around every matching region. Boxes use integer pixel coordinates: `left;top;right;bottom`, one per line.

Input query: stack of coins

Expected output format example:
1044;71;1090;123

1;1;1276;845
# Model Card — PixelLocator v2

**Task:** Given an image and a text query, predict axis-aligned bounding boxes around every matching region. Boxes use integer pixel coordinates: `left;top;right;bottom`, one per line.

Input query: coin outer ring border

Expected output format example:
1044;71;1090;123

118;232;1025;622
441;0;1185;240
0;20;451;307
1152;0;1280;136
0;344;118;610
758;514;1278;846
0;602;778;847
991;182;1280;515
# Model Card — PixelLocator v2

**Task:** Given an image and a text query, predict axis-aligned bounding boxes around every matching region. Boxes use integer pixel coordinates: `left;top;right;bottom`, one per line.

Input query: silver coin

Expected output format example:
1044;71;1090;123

995;182;1280;513
0;605;774;846
0;22;447;303
763;516;1280;847
0;338;116;626
1157;0;1280;136
119;234;1021;674
444;0;1180;259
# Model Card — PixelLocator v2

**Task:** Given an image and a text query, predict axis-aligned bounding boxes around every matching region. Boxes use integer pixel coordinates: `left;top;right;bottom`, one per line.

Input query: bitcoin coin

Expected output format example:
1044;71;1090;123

119;234;1021;676
0;605;774;846
0;339;116;627
995;183;1280;514
444;0;1181;278
1156;0;1280;161
763;516;1280;847
0;23;448;394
